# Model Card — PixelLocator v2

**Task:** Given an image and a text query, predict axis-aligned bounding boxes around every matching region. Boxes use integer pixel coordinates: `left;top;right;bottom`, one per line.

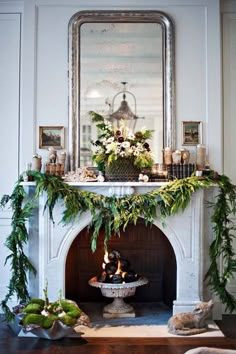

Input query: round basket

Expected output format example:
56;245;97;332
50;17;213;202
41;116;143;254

105;157;141;182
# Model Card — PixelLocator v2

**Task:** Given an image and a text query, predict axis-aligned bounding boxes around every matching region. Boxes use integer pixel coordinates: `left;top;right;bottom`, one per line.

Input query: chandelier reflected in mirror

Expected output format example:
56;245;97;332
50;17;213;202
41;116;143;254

107;82;142;132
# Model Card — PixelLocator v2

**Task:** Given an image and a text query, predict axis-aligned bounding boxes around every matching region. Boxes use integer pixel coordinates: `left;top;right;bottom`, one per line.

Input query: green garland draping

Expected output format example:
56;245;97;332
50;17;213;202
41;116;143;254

1;170;236;320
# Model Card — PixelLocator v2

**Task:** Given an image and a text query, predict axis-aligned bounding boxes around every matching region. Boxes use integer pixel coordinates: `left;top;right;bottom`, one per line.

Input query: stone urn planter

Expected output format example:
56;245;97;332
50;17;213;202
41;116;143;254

89;276;148;318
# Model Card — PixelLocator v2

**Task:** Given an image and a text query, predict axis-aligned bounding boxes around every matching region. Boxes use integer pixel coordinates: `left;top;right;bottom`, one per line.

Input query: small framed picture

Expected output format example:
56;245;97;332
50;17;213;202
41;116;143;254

39;126;65;149
182;121;202;146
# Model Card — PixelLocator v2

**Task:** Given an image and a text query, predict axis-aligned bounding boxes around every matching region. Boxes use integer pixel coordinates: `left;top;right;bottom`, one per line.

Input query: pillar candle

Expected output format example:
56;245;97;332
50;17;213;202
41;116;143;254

196;144;206;170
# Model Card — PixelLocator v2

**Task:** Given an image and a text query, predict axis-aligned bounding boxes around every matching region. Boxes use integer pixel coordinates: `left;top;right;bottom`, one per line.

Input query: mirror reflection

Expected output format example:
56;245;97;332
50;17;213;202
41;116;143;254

80;22;163;166
68;11;175;170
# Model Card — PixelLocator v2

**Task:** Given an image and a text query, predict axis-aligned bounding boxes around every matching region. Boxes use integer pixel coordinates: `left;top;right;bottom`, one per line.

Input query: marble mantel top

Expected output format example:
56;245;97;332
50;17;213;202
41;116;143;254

21;181;169;197
21;181;168;187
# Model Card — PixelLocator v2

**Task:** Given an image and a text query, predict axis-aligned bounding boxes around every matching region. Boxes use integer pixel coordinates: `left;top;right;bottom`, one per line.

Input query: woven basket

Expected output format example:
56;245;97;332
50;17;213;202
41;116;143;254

105;157;141;182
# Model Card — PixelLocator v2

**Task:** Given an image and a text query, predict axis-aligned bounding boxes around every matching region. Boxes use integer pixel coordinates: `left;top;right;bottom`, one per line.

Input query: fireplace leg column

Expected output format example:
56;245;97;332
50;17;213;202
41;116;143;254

103;298;135;318
172;300;202;315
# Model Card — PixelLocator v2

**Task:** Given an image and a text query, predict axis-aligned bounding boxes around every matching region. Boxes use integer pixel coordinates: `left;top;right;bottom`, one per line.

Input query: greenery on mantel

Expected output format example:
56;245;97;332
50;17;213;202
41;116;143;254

1;170;236;320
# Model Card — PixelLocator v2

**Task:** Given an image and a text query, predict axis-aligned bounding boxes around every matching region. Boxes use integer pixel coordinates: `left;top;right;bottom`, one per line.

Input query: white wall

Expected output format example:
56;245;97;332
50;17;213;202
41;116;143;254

0;0;227;310
222;2;236;184
0;8;22;305
0;12;21;195
17;0;222;173
222;0;236;309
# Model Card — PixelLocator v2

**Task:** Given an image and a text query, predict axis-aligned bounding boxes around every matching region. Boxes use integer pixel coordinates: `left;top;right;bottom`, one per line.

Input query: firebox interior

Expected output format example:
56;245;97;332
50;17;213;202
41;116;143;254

65;218;176;309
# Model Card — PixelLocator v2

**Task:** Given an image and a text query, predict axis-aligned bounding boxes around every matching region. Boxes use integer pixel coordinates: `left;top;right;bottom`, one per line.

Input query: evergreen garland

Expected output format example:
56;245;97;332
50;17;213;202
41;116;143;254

1;170;236;319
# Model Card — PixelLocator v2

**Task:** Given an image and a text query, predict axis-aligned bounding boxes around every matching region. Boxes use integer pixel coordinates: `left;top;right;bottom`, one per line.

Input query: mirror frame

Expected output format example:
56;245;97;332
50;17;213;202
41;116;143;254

68;10;175;171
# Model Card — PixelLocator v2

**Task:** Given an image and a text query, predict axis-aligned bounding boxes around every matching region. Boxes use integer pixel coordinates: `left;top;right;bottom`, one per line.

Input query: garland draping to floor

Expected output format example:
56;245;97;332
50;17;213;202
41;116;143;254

1;171;236;320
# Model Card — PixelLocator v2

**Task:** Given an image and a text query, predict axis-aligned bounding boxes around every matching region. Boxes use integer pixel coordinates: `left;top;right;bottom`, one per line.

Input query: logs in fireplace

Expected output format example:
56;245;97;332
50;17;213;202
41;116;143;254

98;249;140;284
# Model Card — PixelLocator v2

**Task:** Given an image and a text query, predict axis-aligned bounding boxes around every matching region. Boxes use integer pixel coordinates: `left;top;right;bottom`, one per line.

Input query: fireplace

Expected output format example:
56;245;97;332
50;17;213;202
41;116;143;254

65;219;176;307
27;183;219;318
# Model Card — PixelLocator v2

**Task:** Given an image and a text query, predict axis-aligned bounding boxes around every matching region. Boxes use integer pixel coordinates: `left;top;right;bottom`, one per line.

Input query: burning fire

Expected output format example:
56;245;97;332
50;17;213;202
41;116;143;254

115;259;122;275
98;249;139;284
102;251;109;270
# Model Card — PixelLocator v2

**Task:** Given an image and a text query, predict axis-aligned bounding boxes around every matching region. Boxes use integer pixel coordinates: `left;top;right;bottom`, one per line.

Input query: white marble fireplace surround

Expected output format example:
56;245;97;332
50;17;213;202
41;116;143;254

25;182;220;319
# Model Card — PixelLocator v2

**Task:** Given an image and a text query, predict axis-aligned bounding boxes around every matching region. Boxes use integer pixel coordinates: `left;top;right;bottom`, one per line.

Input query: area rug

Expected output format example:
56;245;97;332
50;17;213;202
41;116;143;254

74;302;224;338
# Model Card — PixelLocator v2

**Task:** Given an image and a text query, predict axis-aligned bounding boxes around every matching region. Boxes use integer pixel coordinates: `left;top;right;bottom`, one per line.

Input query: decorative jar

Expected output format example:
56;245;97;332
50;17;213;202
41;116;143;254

32;155;42;172
172;150;182;164
180;149;190;164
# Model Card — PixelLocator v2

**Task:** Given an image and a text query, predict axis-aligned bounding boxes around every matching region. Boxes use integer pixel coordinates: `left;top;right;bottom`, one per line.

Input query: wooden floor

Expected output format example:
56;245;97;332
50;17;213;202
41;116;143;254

0;336;236;354
0;316;236;354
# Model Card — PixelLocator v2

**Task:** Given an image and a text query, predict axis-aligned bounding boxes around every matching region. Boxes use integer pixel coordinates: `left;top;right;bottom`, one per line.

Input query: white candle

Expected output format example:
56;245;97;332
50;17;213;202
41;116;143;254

163;147;172;165
196;144;206;170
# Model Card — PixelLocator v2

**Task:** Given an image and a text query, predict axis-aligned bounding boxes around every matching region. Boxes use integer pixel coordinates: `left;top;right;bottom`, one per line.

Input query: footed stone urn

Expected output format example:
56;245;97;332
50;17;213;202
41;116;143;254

89;276;148;318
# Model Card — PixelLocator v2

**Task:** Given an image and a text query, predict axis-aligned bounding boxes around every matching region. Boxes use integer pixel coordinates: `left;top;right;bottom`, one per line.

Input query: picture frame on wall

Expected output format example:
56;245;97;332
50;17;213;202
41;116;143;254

39;126;65;149
182;121;202;146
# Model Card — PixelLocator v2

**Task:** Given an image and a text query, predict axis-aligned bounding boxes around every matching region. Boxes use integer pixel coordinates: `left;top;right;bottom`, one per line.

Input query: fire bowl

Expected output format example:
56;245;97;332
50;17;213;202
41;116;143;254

88;276;148;318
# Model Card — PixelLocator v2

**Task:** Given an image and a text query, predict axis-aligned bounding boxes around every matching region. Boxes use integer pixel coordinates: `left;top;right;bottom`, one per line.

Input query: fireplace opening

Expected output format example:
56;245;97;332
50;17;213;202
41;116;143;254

65;218;176;308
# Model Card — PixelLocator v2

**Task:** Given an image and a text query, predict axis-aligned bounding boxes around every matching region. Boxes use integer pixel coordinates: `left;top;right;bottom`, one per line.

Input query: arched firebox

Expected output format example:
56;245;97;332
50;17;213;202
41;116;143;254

65;218;176;308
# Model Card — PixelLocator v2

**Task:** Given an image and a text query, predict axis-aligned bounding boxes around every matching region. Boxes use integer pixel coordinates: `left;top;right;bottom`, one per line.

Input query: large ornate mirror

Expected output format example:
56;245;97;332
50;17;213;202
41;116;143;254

68;11;175;170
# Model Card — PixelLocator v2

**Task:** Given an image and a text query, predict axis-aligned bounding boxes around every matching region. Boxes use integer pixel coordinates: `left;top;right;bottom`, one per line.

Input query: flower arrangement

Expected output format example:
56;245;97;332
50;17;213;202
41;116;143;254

89;111;154;173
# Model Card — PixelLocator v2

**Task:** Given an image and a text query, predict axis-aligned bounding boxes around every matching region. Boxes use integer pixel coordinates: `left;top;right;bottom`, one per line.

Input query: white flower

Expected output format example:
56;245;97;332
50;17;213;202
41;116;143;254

121;141;130;149
127;133;135;140
136;143;143;151
104;121;112;129
140;126;147;134
121;126;130;139
101;137;107;144
106;142;117;153
139;174;149;182
107;137;115;143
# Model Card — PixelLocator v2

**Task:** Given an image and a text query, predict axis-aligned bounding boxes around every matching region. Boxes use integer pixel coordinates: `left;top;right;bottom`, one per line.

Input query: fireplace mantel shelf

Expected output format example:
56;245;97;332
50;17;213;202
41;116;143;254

21;181;168;187
21;181;169;197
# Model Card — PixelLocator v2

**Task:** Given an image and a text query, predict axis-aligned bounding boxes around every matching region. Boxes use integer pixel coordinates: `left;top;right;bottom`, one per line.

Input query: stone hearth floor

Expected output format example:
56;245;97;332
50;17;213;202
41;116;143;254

73;302;224;338
16;302;224;338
